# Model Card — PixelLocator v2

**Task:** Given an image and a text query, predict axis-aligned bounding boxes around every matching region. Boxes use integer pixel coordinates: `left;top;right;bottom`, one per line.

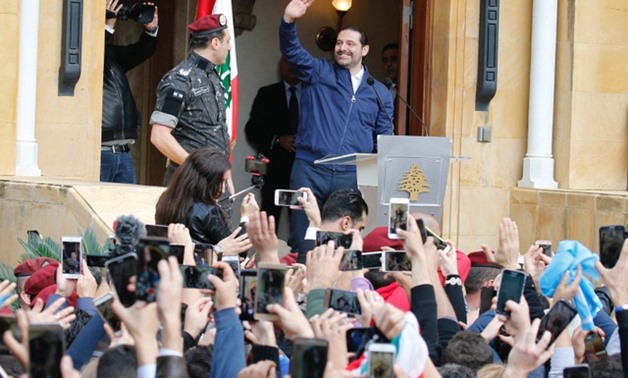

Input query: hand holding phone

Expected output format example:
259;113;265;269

274;189;307;207
536;299;577;345
135;237;169;302
181;265;222;290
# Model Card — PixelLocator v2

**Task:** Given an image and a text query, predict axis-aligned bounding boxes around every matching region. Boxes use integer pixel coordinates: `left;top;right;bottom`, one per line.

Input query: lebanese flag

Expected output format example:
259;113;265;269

196;0;239;156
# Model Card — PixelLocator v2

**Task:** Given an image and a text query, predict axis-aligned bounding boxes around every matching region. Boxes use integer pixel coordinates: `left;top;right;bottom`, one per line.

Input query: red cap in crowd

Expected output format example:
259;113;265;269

23;263;58;298
13;257;58;277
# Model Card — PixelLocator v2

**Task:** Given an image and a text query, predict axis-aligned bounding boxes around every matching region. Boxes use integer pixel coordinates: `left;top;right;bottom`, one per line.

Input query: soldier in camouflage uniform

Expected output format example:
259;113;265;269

150;13;233;194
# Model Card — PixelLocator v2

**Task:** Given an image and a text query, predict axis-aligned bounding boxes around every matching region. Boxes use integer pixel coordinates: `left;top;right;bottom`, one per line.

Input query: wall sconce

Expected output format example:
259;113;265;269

315;0;352;51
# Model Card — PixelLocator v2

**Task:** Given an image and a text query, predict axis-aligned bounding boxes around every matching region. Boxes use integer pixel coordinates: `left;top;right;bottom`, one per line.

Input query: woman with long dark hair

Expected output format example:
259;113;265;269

155;147;256;254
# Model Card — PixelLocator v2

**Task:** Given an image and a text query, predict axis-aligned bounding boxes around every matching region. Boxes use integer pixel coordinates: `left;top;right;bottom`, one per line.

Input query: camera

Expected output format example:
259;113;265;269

115;2;155;24
244;154;269;176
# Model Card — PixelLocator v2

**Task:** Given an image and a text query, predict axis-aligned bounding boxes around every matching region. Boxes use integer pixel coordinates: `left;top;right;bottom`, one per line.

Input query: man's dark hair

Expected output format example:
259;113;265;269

339;25;369;46
189;29;227;50
185;345;214;378
464;266;501;294
382;42;398;55
441;332;493;371
590;354;623;378
97;345;138;378
365;271;395;290
437;363;476;378
321;189;368;224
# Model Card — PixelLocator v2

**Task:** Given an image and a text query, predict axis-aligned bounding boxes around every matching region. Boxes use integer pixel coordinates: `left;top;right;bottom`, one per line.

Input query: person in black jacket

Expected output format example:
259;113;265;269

101;0;159;183
244;56;301;229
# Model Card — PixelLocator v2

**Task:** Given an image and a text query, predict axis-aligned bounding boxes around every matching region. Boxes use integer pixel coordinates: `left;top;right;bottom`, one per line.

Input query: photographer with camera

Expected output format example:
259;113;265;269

101;0;158;184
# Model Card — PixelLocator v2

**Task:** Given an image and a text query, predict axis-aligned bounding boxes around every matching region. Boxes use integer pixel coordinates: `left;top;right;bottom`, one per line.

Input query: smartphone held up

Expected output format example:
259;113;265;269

388;198;409;239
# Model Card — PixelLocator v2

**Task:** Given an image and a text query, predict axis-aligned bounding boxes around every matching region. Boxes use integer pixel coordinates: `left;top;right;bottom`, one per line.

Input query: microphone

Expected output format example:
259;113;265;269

367;77;394;129
390;84;429;137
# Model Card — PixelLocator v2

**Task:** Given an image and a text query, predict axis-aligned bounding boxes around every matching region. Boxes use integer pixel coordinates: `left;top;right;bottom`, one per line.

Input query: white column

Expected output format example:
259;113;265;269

15;0;42;176
518;0;558;189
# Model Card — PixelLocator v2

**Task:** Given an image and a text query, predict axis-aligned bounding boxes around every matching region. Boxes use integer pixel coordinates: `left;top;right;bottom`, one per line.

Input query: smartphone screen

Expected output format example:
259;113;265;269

180;265;222;290
274;189;306;207
85;254;109;268
315;231;352;249
93;293;122;333
326;289;361;315
424;226;451;252
145;224;169;238
239;270;257;321
291;338;328;378
584;332;607;363
194;243;213;266
536;240;552;257
135;238;169;302
382;251;412;272
346;327;374;353
29;324;65;378
105;252;137;307
362;252;383;270
388;199;409;239
599;225;625;269
368;344;396;378
563;365;590;378
339;250;363;271
536;299;577;345
61;237;82;278
495;269;526;316
254;264;286;320
168;244;185;264
222;255;241;278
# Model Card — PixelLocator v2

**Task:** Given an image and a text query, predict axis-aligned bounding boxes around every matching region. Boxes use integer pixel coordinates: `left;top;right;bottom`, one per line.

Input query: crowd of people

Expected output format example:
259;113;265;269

5;0;624;377
1;145;627;377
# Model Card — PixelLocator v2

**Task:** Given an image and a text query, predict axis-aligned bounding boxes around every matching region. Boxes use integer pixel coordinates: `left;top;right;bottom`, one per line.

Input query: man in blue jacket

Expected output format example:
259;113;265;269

280;0;394;249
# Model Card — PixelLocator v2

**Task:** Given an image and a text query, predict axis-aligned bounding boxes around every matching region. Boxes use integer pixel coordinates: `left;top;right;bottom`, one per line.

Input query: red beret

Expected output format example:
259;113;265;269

467;250;502;268
14;257;58;277
30;285;78;309
362;226;404;252
188;14;228;36
23;264;57;297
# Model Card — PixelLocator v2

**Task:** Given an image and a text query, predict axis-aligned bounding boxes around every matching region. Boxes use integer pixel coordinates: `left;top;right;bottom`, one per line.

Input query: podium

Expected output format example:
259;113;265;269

315;136;453;233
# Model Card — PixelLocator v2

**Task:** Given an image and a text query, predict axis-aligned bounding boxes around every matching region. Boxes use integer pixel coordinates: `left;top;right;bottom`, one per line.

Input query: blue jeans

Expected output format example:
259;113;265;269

100;151;136;183
288;158;358;249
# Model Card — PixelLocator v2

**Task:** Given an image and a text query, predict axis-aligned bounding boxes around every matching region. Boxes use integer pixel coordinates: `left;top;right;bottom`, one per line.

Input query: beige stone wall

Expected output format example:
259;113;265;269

435;1;533;251
512;188;627;253
0;178;165;268
0;1;104;179
0;2;20;175
435;0;627;252
554;0;628;190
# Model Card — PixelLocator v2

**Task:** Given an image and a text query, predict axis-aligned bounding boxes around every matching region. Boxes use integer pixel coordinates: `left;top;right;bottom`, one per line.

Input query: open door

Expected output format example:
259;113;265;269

397;0;433;136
